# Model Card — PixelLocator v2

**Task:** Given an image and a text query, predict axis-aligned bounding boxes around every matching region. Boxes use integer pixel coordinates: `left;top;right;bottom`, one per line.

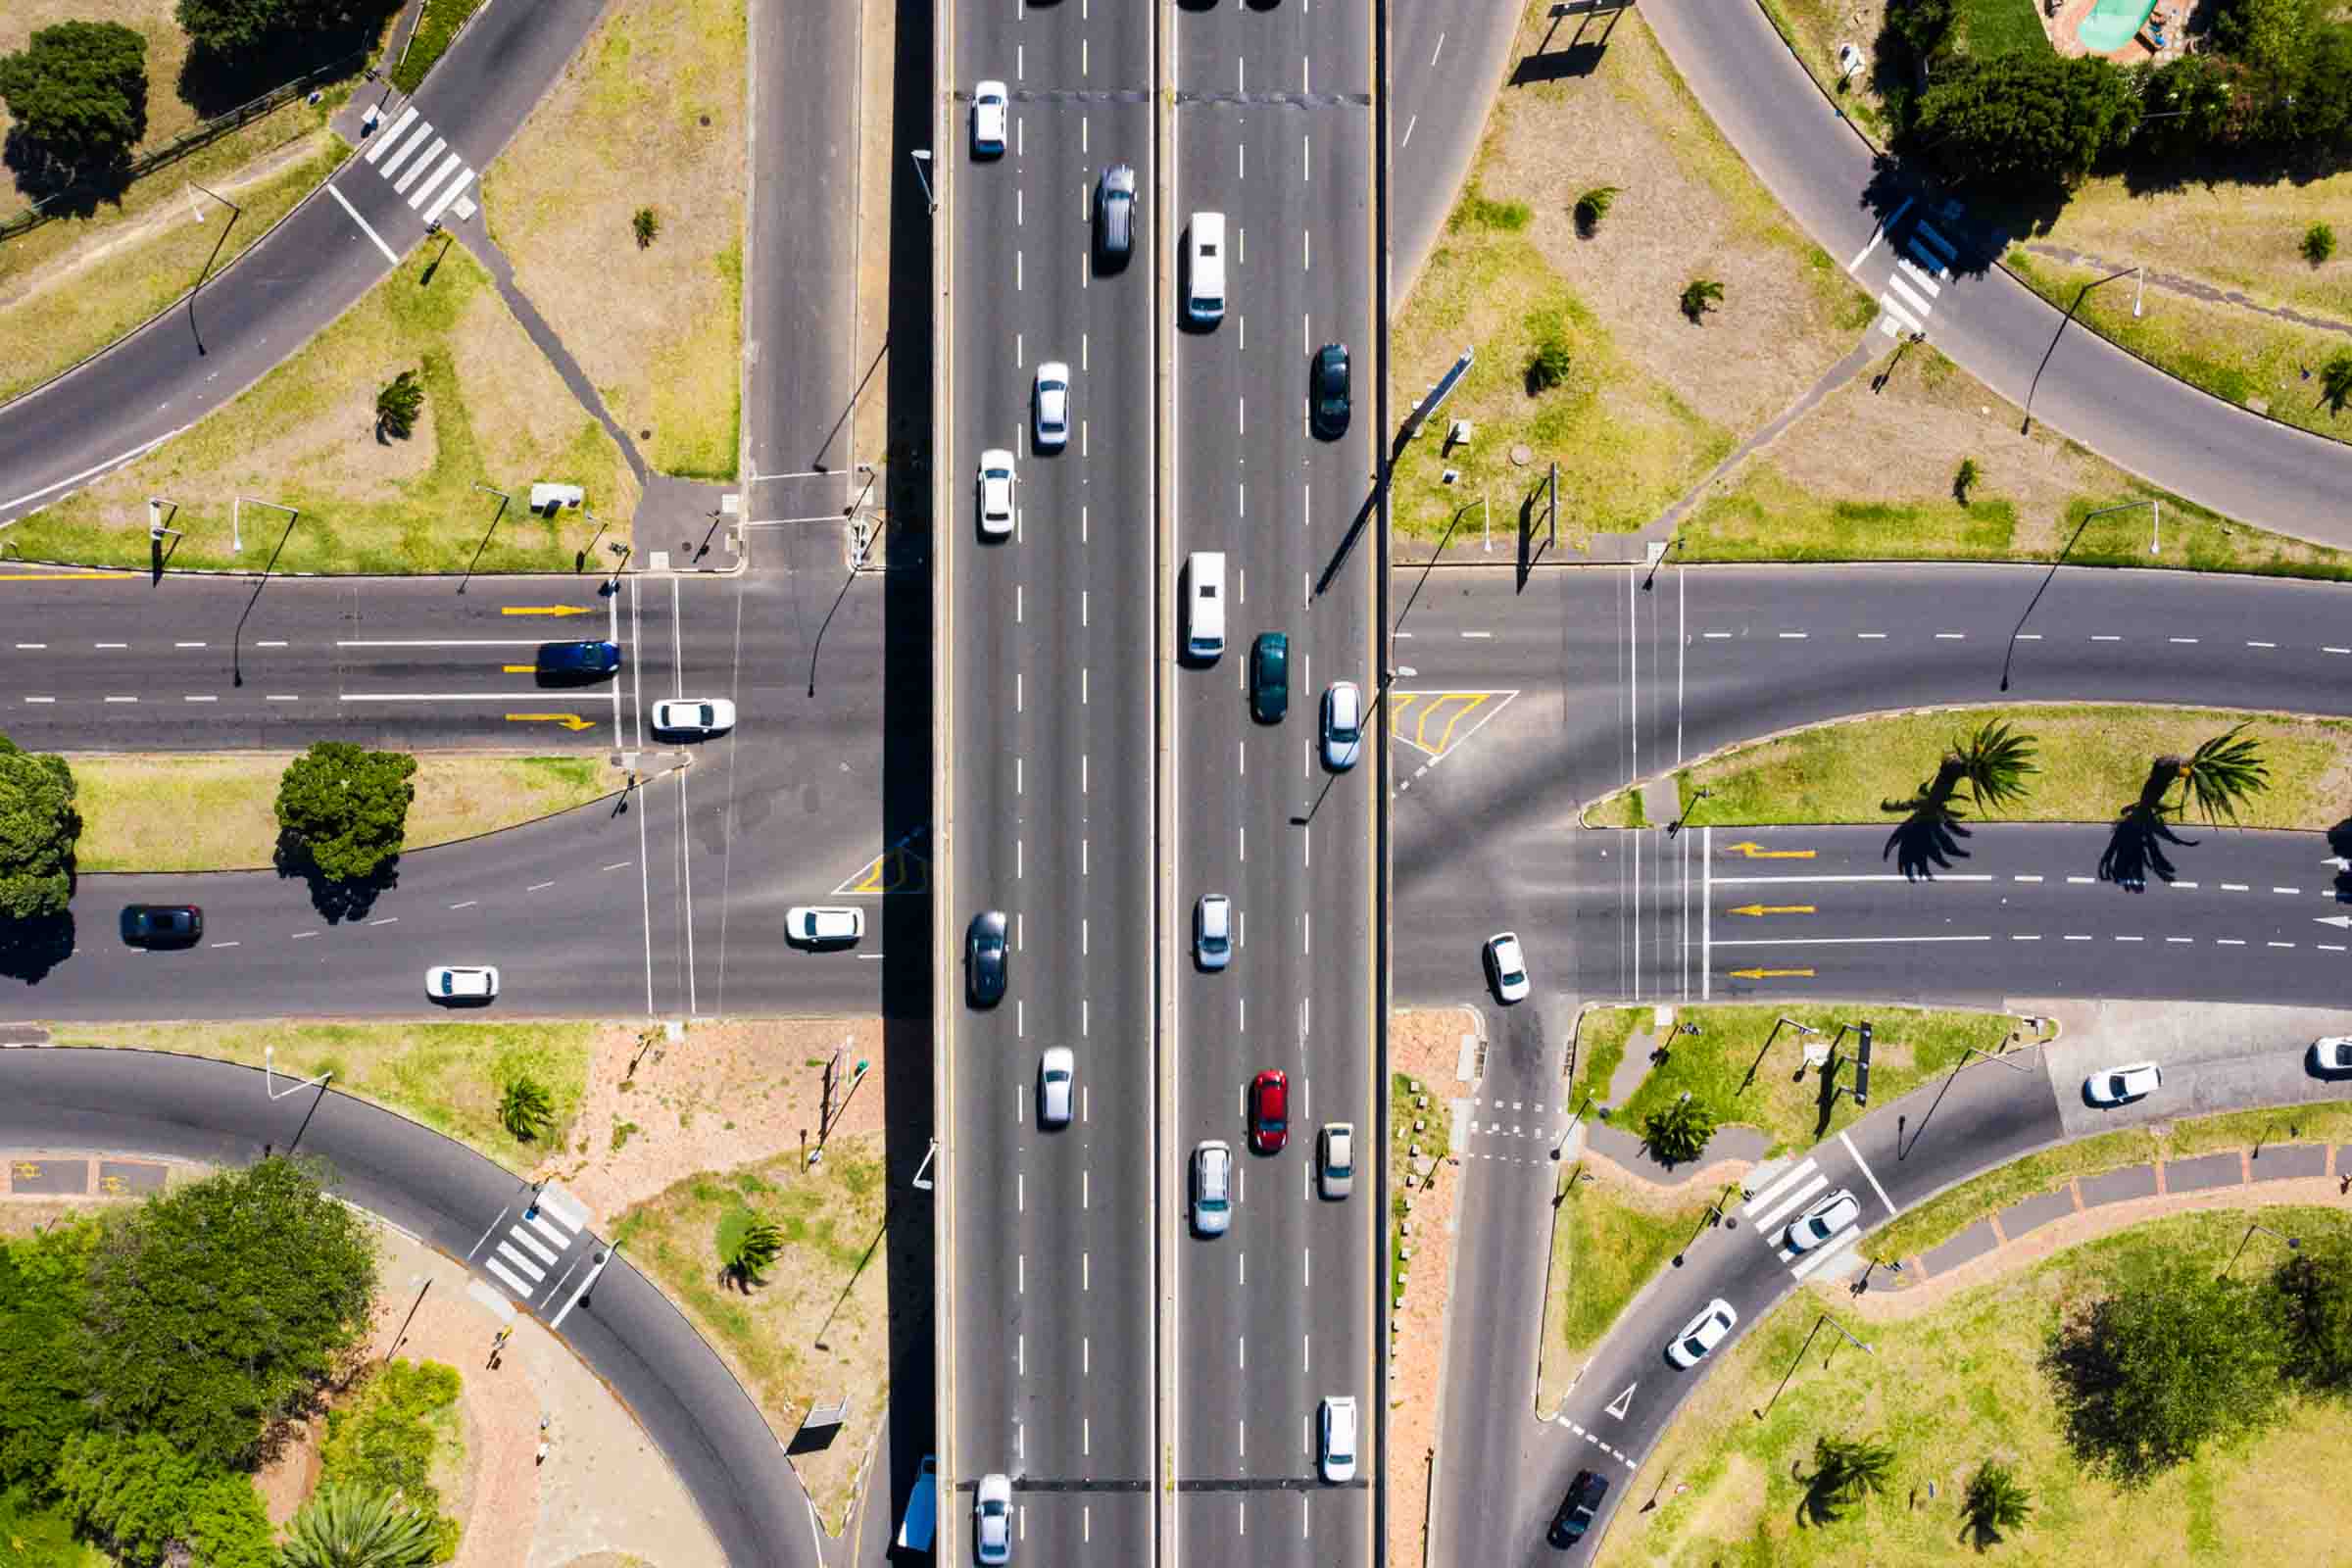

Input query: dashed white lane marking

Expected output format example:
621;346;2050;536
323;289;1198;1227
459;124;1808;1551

267;695;300;702
1777;631;1807;639
2222;882;2250;891
527;881;554;892
2248;641;2278;648
24;697;52;704
603;860;633;871
95;642;125;648
369;916;398;926
292;931;318;940
2275;886;2301;895
2218;938;2246;946
2091;634;2121;641
256;641;289;648
184;695;217;703
450;901;477;909
1934;632;1964;640
104;696;135;703
2014;875;2042;883
14;643;43;649
173;641;206;648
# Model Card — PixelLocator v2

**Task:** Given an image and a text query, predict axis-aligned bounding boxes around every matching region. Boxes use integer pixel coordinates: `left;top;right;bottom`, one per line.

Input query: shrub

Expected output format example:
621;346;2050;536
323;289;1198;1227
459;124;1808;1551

1525;336;1574;393
319;1359;463;1560
1572;185;1619;235
2323;349;2352;415
1680;278;1724;322
1450;185;1531;233
633;207;661;248
2306;220;2337;265
375;368;425;440
1954;456;1981;503
1641;1095;1718;1164
499;1075;554;1142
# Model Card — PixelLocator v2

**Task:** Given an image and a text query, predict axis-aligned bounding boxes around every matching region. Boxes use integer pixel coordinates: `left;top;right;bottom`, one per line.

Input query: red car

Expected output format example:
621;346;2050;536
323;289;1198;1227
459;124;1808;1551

1250;1068;1290;1153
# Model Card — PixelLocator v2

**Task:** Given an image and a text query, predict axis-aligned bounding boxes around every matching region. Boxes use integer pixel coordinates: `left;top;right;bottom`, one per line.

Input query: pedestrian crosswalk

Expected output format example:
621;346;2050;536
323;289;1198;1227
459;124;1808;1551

1741;1155;1863;1282
479;1182;594;1305
358;104;478;226
1874;208;1959;341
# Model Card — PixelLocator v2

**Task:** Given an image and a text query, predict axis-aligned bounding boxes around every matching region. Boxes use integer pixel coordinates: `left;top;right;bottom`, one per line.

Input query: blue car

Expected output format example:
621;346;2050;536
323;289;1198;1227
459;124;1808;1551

538;640;621;678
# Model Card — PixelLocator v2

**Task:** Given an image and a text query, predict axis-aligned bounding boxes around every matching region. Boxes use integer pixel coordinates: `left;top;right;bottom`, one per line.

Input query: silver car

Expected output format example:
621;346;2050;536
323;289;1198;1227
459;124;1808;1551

1033;361;1070;452
1039;1047;1075;1128
974;1472;1011;1564
1321;679;1363;771
1192;1140;1233;1237
1318;1122;1354;1200
1096;163;1136;266
1195;893;1232;970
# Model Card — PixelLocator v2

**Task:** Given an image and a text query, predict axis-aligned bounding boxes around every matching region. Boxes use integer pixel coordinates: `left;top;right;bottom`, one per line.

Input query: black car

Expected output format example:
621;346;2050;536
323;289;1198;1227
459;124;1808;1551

967;909;1008;1007
538;640;622;679
121;904;203;948
1310;343;1350;439
1250;632;1289;723
1547;1469;1608;1546
1096;163;1137;269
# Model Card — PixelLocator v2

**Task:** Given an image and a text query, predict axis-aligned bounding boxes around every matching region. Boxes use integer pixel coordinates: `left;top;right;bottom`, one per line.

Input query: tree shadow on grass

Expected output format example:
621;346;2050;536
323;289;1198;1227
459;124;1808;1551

272;829;397;924
2097;764;2196;892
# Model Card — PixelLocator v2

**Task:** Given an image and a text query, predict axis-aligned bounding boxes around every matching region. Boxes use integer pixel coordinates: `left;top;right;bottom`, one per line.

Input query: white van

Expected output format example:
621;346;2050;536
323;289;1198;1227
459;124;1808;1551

1184;551;1226;662
1186;213;1227;325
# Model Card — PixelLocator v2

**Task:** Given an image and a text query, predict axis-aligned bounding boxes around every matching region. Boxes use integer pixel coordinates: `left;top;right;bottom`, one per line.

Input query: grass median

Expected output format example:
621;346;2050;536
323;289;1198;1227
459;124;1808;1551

69;752;611;872
1537;1169;1708;1413
1597;1208;2352;1567
1600;705;2352;833
46;1019;596;1172
5;243;636;573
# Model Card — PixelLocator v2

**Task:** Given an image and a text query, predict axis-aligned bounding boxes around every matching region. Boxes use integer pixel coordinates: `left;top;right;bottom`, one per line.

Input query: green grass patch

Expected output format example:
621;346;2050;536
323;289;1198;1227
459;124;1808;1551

47;1020;595;1173
0;1483;105;1568
1584;787;1647;828
1676;704;2352;831
320;1357;464;1559
1449;182;1532;233
8;242;635;573
1593;1004;2025;1157
1598;1209;2352;1568
1573;1005;1642;1106
1954;0;2052;57
67;751;613;872
1537;1174;1711;1412
390;0;489;92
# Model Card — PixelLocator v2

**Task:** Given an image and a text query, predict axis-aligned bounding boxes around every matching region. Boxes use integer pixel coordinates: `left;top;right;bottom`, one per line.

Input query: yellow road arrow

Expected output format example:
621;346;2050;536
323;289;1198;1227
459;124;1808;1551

500;605;593;616
505;712;598;731
1728;904;1816;917
1724;841;1817;859
1728;966;1816;980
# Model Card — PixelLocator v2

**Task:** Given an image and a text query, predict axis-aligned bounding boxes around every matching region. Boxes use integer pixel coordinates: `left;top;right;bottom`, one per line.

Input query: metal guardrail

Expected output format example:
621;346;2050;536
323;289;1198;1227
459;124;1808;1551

0;51;367;245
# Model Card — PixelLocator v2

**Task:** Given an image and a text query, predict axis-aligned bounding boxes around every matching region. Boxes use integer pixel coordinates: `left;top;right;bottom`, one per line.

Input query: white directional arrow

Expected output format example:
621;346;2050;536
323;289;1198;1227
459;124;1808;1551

2318;914;2352;929
1604;1383;1637;1420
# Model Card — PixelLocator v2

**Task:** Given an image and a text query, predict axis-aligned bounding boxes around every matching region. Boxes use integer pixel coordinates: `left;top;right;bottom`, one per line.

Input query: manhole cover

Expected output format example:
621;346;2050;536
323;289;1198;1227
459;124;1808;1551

1509;443;1533;466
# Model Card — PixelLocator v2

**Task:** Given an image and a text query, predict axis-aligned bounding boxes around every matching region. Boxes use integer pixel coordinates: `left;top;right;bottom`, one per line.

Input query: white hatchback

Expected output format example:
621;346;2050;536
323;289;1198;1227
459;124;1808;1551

1192;1140;1233;1237
1665;1298;1738;1369
2085;1060;2162;1104
1783;1188;1860;1253
1485;931;1530;1004
2313;1036;2352;1074
1195;893;1232;971
426;964;499;1003
1319;1395;1358;1483
971;81;1007;158
978;448;1015;539
651;698;735;737
1033;361;1070;451
1039;1047;1075;1128
1321;679;1363;772
785;906;865;947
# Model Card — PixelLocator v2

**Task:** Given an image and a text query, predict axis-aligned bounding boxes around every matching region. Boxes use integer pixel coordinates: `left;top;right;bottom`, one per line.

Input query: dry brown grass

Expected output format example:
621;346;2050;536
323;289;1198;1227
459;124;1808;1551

481;0;745;478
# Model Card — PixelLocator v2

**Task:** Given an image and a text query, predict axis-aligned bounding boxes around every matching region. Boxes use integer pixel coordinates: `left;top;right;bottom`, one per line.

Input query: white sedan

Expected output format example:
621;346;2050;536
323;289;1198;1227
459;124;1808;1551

1033;361;1070;452
786;906;865;947
1664;1298;1738;1369
978;448;1015;539
2084;1060;2163;1105
2313;1036;2352;1074
651;698;735;737
971;80;1007;158
1783;1188;1861;1253
1484;931;1530;1004
426;964;499;1004
1039;1047;1075;1127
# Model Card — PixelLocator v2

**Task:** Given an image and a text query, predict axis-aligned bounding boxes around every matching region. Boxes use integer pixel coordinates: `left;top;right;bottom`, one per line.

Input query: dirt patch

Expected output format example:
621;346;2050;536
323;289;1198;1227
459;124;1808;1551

482;0;746;478
1387;1008;1476;1568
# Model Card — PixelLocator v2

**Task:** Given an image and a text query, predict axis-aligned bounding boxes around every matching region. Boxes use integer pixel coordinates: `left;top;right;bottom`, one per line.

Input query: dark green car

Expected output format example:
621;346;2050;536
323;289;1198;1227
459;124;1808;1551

1250;632;1289;722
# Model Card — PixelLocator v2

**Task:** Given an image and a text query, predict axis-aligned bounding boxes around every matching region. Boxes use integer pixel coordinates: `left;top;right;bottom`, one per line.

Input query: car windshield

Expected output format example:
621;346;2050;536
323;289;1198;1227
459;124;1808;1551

985;465;1009;481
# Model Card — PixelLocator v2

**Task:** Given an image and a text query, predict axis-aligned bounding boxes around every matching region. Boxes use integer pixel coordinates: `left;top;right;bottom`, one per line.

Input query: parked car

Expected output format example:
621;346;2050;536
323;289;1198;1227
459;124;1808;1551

1318;1395;1357;1483
2312;1036;2352;1075
1096;163;1137;266
425;964;499;1003
786;906;864;947
978;448;1016;539
971;81;1007;158
1547;1470;1609;1546
973;1472;1012;1564
1192;1140;1233;1236
1040;1047;1075;1128
1782;1188;1860;1253
967;909;1008;1006
1485;931;1530;1004
1320;679;1363;771
1195;893;1232;970
1665;1298;1738;1369
1033;361;1071;452
2084;1060;2162;1105
1310;343;1350;439
120;904;202;948
1250;1067;1290;1153
538;640;620;678
1318;1122;1354;1200
651;698;735;737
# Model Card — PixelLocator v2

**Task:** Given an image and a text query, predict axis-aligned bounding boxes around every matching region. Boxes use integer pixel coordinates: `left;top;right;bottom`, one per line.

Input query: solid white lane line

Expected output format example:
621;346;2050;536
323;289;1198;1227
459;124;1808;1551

1848;195;1912;270
1839;1130;1899;1215
1711;935;1992;947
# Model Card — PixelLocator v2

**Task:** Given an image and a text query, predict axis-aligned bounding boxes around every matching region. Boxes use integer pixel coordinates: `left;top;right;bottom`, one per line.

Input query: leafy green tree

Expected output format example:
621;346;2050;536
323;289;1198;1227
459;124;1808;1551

1572;185;1619;235
319;1359;464;1559
374;369;424;440
0;22;148;178
719;1210;784;1286
0;1223;96;1487
1913;53;2140;188
1953;456;1981;503
2323;349;2352;415
2273;1235;2352;1396
182;1469;276;1568
1887;0;1955;61
1962;1458;2034;1547
175;0;375;58
633;206;661;248
76;1158;377;1472
274;741;417;882
499;1075;554;1142
0;732;78;920
280;1482;442;1568
2041;1254;2287;1484
1525;335;1572;393
2165;722;2270;826
50;1430;270;1567
1641;1095;1717;1164
2130;54;2238;152
1679;278;1724;322
2214;0;2319;78
1803;1432;1895;1523
2306;221;2337;265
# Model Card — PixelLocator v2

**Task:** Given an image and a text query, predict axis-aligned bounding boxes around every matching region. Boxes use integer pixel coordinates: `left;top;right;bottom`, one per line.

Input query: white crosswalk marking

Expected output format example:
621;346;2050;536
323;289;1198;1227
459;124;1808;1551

1873;206;1965;340
357;109;478;225
362;106;418;164
480;1184;593;1304
392;137;445;194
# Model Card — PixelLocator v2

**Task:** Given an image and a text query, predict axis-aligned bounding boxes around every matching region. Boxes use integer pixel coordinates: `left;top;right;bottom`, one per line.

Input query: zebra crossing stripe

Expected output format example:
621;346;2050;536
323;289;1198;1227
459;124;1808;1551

1895;255;1942;295
1878;297;1922;335
1885;272;1933;318
1913;219;1959;263
506;1223;561;1266
393;137;446;194
419;168;474;225
377;122;433;177
409;152;464;210
484;1256;534;1297
363;106;418;164
496;1240;549;1282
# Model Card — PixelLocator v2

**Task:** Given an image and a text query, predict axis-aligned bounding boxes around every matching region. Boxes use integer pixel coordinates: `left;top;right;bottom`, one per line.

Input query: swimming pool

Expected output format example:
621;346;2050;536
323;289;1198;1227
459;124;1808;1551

2076;0;2158;53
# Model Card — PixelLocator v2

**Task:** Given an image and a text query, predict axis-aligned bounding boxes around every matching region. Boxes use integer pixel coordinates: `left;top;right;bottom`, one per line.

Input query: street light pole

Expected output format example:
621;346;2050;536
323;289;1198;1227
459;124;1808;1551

2082;498;2160;559
1667;786;1710;839
910;150;937;215
2220;1221;2300;1280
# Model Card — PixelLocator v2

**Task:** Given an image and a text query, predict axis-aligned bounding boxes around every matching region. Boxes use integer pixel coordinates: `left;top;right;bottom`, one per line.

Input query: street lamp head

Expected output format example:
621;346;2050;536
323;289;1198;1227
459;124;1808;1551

912;149;932;163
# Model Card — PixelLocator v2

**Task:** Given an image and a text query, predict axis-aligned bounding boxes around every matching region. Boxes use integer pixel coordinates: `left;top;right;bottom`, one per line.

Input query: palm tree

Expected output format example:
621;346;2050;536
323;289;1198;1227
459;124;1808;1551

1680;278;1724;322
1573;185;1620;235
374;369;424;440
2167;722;2270;826
1804;1433;1895;1523
1962;1458;2034;1548
1641;1095;1717;1165
499;1074;554;1142
1947;718;2038;816
280;1483;440;1568
721;1214;785;1286
2323;349;2352;416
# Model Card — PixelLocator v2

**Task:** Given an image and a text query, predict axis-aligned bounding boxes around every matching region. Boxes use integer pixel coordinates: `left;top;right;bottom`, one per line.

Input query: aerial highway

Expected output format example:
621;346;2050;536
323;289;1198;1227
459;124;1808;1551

942;0;1159;1564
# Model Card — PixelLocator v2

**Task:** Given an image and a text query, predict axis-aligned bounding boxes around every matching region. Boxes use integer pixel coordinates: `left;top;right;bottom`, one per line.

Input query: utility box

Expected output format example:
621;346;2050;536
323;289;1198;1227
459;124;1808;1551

530;483;584;515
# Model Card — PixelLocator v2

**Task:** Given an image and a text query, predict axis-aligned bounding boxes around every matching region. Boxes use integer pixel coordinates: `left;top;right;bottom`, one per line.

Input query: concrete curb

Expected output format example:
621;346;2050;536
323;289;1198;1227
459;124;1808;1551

928;0;956;1564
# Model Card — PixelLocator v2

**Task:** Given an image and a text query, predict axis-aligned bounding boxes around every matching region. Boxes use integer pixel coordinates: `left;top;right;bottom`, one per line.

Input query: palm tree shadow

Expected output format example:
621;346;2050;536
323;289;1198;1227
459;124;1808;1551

1882;760;1973;881
2097;764;2197;892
